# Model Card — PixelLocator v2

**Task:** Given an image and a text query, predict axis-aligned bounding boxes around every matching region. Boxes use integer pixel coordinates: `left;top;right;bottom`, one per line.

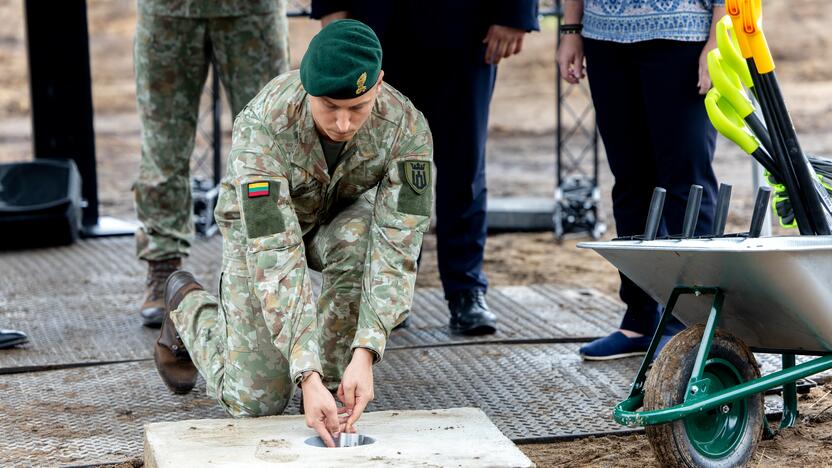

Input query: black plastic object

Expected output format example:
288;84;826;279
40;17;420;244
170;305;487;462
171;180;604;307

25;0;97;227
682;185;703;238
643;188;666;240
713;184;733;236
0;159;82;248
749;186;772;238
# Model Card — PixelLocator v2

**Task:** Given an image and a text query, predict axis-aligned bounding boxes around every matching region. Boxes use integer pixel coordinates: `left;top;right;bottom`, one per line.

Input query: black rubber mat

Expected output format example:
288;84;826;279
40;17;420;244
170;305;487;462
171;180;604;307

0;237;223;372
0;237;620;371
389;285;621;349
0;343;640;467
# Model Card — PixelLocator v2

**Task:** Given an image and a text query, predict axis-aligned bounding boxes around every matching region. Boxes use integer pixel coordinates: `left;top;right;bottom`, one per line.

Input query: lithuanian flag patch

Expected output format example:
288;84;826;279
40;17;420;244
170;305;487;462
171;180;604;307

247;181;270;198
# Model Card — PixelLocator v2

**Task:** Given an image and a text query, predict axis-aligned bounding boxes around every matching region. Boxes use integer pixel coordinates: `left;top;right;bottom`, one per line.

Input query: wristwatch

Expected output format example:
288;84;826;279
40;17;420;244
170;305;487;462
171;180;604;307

560;24;583;35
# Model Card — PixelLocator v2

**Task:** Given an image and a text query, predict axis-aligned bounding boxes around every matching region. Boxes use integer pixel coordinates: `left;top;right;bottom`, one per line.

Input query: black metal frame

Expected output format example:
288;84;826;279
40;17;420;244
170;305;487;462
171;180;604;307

552;1;604;240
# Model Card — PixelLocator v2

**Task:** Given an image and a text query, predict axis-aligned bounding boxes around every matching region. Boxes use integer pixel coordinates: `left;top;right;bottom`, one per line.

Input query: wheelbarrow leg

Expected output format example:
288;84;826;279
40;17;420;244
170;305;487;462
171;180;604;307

780;353;799;429
625;286;723;400
625;287;686;399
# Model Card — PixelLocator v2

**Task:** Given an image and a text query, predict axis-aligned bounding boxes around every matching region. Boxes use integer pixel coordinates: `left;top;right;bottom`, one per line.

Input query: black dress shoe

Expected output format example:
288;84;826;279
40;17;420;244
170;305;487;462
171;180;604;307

0;329;29;349
448;290;497;335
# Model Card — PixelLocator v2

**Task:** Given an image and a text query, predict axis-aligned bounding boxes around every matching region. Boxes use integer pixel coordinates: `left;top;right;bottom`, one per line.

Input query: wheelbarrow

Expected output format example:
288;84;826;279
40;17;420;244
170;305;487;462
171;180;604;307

579;185;832;466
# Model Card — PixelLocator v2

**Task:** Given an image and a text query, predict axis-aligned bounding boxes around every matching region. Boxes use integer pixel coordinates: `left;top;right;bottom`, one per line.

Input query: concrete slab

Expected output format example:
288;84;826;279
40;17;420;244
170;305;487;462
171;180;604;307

144;408;533;468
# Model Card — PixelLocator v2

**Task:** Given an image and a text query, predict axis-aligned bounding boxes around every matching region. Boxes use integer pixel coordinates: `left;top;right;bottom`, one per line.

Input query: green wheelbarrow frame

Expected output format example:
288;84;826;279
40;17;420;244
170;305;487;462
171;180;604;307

614;285;832;433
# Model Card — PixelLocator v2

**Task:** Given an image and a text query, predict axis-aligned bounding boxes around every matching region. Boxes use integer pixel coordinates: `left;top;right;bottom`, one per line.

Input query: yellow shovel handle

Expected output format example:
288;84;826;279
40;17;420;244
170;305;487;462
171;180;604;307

707;49;753;118
737;0;775;73
716;16;753;88
704;88;759;155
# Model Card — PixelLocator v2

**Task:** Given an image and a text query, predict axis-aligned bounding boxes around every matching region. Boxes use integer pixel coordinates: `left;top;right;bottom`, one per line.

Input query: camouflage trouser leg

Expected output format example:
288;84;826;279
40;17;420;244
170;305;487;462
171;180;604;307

134;13;208;261
307;191;375;390
172;271;294;417
208;6;290;116
133;8;289;261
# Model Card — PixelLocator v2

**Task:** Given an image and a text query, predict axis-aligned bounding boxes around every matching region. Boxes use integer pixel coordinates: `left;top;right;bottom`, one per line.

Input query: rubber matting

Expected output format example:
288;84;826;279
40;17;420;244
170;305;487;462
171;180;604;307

0;343;639;467
0;237;620;371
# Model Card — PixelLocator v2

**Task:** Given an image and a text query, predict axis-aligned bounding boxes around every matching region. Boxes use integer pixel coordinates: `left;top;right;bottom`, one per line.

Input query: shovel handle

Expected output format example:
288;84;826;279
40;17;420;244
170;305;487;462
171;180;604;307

737;0;775;74
708;49;754;118
725;0;752;59
716;16;753;89
704;88;759;155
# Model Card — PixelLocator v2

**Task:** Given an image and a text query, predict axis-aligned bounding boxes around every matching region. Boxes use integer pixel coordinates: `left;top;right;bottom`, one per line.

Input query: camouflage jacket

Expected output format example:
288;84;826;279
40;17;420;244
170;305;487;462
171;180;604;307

215;71;433;382
138;0;278;18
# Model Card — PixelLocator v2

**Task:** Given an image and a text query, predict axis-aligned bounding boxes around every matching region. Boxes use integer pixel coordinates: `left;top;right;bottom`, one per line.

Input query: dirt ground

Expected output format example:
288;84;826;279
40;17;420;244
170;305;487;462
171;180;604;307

522;382;832;468
3;0;832;466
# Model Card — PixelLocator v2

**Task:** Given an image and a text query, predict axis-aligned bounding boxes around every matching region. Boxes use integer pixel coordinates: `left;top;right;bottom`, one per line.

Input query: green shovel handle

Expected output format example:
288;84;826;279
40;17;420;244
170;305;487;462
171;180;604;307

716;16;753;88
705;88;760;155
708;49;754;118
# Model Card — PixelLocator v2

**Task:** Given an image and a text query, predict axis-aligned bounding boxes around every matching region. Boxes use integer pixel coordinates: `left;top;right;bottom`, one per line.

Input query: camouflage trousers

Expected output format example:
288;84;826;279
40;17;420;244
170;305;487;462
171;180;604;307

172;191;376;417
133;7;289;261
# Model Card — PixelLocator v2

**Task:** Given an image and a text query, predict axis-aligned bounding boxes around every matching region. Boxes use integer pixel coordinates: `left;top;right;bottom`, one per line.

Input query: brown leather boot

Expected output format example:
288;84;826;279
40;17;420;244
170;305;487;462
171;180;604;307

140;258;182;327
153;270;203;395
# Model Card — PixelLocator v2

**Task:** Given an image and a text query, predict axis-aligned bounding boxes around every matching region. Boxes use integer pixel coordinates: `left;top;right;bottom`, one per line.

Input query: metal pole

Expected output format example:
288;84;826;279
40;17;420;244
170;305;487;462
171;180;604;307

211;63;222;187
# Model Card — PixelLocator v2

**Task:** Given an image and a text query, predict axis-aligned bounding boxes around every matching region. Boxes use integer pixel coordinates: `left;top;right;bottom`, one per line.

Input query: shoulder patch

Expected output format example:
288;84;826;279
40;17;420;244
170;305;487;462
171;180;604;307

403;161;431;194
242;181;285;238
397;161;432;217
247;181;270;198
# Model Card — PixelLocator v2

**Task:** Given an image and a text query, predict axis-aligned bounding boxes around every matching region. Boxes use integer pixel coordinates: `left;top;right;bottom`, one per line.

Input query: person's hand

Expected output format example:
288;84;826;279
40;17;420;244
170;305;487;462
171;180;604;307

698;41;717;95
301;372;346;447
483;25;527;65
556;34;585;84
321;11;348;27
337;348;375;433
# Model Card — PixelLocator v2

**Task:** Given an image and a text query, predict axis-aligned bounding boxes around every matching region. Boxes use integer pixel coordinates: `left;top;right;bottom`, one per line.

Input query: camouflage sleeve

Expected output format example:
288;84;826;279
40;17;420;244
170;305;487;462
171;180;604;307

350;113;434;361
229;108;323;384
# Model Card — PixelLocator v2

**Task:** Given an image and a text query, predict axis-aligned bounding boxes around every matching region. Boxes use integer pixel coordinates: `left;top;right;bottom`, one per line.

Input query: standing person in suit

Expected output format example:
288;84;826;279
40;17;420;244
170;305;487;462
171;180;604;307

311;0;539;335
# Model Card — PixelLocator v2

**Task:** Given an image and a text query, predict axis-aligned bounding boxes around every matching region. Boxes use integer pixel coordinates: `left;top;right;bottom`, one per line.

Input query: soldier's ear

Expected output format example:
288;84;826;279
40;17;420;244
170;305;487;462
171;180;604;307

375;70;384;90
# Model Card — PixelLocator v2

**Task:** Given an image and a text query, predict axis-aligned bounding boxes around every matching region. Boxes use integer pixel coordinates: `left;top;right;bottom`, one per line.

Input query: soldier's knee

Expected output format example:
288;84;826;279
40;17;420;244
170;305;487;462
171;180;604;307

220;389;292;418
218;361;294;418
326;236;370;273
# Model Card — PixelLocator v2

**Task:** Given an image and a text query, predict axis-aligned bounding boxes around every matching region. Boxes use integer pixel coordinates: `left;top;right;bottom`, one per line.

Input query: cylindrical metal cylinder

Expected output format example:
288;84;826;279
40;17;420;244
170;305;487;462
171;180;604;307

749;186;772;238
682;185;704;238
643;187;666;241
712;183;733;236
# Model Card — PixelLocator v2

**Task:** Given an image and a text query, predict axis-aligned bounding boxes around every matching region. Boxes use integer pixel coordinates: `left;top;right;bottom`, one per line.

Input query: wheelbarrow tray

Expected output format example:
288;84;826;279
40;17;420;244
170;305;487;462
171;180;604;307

578;236;832;353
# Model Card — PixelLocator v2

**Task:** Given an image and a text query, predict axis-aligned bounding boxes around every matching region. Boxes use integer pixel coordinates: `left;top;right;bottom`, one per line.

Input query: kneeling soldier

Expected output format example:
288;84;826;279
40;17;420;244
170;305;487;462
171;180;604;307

153;20;433;447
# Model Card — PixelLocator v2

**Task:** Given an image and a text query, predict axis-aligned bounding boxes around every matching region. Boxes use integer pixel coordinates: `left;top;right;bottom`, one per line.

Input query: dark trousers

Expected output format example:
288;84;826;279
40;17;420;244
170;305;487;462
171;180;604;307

584;38;718;335
383;46;496;297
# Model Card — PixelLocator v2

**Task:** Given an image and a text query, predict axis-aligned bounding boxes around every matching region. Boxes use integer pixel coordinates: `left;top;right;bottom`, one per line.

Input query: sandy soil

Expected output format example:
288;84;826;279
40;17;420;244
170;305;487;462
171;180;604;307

522;383;832;468
2;0;832;466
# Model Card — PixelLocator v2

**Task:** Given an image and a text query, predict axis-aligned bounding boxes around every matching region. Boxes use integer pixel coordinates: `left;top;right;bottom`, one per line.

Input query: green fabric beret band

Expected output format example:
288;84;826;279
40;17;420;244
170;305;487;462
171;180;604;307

300;19;383;100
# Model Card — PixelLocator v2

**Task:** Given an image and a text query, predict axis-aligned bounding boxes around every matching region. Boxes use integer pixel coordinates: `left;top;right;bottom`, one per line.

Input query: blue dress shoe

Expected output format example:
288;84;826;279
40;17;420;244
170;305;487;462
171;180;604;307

579;331;652;360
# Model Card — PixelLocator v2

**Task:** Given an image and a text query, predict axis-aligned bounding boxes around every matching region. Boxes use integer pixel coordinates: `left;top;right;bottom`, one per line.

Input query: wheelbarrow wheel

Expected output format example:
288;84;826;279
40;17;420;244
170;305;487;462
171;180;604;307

644;324;763;467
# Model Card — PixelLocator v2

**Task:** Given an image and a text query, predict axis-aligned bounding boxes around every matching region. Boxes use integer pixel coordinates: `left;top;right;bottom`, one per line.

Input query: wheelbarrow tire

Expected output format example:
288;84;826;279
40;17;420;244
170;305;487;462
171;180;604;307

644;324;763;467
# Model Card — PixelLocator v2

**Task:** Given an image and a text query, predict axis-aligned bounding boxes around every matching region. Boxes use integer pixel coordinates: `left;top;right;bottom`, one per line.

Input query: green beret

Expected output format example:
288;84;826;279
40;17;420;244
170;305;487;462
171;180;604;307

300;19;382;99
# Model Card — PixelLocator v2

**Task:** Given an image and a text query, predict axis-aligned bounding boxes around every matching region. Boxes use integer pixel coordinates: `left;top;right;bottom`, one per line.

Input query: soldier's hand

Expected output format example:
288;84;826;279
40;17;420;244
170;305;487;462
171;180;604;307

338;348;375;433
301;372;343;447
483;25;526;65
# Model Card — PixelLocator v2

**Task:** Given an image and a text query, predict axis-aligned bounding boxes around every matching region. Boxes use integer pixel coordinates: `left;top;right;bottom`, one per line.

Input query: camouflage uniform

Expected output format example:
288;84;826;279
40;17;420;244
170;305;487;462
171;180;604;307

172;71;433;416
134;0;290;261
